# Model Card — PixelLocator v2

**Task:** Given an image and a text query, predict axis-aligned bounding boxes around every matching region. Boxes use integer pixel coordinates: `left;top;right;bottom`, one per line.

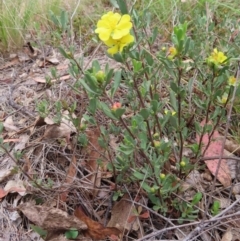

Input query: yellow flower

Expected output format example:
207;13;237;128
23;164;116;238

104;34;134;55
220;92;228;104
164;109;176;116
228;76;237;86
95;11;132;41
168;46;178;59
207;48;227;66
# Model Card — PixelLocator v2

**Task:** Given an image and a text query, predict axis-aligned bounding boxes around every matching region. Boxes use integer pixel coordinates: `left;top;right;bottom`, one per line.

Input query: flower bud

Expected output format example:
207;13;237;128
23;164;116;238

180;161;186;167
111;102;121;111
150;187;155;193
160;173;165;180
80;124;87;131
95;70;105;83
153;140;161;148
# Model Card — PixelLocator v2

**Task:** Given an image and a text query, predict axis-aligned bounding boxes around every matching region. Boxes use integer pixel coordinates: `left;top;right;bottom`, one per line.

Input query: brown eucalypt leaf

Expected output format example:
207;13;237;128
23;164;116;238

196;120;232;187
83;128;110;197
127;206;150;223
18;202;87;231
60;154;77;202
74;206;121;240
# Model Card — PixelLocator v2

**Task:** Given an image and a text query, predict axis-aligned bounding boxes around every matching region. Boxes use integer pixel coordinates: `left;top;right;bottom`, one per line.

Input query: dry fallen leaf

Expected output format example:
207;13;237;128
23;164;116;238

43;112;76;141
14;134;29;151
18;202;87;231
0;180;26;199
3;116;19;132
82;128;109;197
196;120;231;187
0;157;15;182
221;227;233;241
107;194;140;232
60;155;77;202
34;75;70;83
0;56;19;70
74;206;121;240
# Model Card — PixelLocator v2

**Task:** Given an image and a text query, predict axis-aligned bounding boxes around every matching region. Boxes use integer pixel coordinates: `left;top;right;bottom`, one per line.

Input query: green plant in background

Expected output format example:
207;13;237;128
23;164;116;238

53;0;239;222
36;100;49;118
65;228;79;239
44;0;239;222
175;192;203;224
211;200;220;216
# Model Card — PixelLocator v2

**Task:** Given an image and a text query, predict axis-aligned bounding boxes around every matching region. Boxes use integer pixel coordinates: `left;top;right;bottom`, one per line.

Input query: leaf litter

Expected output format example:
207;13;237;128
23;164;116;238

1;35;240;241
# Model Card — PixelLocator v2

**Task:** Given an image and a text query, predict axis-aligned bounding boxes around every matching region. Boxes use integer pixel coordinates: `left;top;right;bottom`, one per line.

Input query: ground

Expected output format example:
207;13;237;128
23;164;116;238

1;1;240;241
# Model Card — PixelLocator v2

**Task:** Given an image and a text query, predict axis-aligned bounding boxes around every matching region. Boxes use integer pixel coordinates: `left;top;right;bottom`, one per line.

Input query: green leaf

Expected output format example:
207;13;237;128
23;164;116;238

132;59;142;72
144;51;154;66
192;192;202;205
88;98;97;114
58;46;71;59
141;181;152;193
92;60;101;72
139;108;150;120
116;0;128;14
151;100;158;113
170;91;177;110
0;122;3;133
139;132;148;149
60;10;68;31
133;171;145;180
30;225;47;238
111;70;122;98
170;81;179;93
78;78;98;94
112;53;124;63
114;108;125;119
98;101;117;120
84;73;99;92
104;69;114;87
184;37;191;55
65;229;78;239
110;0;119;8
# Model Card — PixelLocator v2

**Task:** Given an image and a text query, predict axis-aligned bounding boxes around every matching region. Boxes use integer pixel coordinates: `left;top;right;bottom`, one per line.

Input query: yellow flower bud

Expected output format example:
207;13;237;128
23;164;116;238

180;161;186;167
160;173;166;180
153;140;161;148
228;76;237;86
150;187;155;193
95;70;105;83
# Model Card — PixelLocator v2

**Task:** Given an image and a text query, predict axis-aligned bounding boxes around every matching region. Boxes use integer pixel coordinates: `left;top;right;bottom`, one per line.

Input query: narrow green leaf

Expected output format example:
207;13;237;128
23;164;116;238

78;78;98;94
92;60;101;72
133;171;145;180
65;229;78;239
111;70;122;98
110;0;119;8
170;91;177;110
98;101;117;120
151;100;158;113
30;225;47;238
88;98;97;114
116;0;128;14
192;192;202;205
58;47;71;59
60;10;68;30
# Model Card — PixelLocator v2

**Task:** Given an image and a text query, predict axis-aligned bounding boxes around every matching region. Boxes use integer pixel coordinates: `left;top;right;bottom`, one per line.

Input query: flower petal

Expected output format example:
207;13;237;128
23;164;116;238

107;45;118;55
